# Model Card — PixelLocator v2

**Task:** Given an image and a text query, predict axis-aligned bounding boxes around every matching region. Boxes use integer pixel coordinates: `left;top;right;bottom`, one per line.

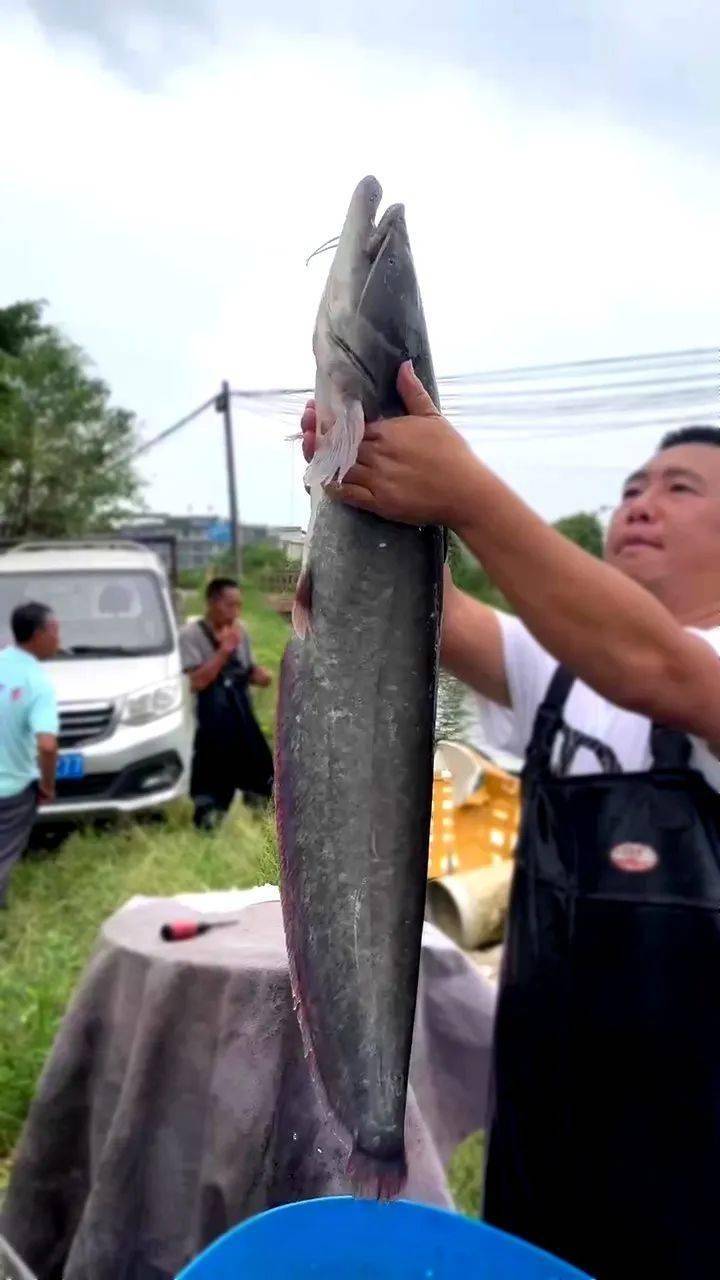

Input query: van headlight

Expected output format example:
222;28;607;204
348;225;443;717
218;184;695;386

121;678;183;725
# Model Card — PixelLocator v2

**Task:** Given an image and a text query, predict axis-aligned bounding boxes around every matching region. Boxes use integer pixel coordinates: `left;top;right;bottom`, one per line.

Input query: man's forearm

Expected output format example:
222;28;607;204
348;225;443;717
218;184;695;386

439;572;510;705
451;460;694;715
250;665;271;689
189;650;227;692
38;744;57;795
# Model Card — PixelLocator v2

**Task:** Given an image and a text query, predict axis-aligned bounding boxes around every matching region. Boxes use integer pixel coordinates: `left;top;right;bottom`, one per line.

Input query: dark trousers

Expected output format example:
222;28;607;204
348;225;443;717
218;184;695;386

191;772;236;831
0;784;37;906
190;733;272;831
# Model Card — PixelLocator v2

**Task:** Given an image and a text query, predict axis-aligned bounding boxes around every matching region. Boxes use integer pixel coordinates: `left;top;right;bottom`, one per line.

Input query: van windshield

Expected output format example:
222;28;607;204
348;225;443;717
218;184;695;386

0;571;173;657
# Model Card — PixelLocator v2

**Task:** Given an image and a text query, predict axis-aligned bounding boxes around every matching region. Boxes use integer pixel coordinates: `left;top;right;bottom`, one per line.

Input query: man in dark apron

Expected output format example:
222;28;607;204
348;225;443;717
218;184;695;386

180;578;273;830
300;366;720;1279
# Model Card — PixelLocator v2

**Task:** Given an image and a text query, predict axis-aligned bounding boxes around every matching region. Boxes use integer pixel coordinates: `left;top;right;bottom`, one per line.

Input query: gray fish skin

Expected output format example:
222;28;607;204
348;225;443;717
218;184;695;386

276;176;443;1196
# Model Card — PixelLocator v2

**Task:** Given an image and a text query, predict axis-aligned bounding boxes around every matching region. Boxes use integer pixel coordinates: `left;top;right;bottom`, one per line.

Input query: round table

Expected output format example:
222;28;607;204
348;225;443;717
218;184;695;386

1;896;496;1280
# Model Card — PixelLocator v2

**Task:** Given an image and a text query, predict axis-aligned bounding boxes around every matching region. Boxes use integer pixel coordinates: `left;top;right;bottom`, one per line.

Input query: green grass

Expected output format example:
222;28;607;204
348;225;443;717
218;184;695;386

0;805;280;1164
239;583;292;741
0;582;485;1208
448;1131;485;1218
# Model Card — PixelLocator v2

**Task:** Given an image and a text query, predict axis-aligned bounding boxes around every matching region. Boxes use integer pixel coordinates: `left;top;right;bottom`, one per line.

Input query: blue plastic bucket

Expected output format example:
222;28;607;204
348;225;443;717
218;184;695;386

177;1197;592;1279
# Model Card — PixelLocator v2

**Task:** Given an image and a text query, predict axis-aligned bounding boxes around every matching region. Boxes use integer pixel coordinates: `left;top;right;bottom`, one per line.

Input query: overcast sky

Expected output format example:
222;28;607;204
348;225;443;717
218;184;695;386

1;1;718;528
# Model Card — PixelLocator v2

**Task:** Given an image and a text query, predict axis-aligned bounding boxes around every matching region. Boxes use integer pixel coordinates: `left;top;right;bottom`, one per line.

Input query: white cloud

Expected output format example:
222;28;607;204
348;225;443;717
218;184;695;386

1;4;718;528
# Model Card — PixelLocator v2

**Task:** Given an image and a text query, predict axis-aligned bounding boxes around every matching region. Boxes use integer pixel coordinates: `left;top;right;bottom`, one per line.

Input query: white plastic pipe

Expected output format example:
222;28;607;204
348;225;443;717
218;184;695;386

427;860;513;950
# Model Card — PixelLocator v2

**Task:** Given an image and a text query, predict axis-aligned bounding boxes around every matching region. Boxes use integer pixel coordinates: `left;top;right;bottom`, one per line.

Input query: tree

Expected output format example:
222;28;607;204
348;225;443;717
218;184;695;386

448;533;509;610
553;511;604;558
449;509;605;609
0;300;140;538
0;300;47;360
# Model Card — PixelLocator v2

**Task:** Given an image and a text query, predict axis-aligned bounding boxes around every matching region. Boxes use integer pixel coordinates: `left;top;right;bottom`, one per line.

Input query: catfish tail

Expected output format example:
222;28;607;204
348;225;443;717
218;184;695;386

347;1145;408;1201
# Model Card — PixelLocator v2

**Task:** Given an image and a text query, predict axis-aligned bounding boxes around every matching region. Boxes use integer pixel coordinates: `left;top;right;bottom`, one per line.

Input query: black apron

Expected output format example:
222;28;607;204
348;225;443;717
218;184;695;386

191;622;273;803
484;665;720;1280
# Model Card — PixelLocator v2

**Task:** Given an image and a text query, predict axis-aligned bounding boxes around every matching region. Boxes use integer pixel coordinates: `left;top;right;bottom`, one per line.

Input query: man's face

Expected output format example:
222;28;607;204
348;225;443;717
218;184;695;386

605;444;720;594
210;587;242;629
36;615;61;660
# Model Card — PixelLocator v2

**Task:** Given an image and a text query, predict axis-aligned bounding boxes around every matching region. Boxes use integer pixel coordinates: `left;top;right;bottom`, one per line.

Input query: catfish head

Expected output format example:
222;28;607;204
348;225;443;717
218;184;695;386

306;175;437;489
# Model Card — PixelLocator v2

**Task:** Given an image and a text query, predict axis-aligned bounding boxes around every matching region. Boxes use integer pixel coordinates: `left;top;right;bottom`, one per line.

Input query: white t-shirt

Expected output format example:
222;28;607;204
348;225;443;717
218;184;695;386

472;612;720;793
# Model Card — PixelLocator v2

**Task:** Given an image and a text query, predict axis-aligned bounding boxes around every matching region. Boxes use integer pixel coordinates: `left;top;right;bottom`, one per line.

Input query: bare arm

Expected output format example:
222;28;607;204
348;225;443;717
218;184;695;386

36;733;58;802
186;627;241;692
249;665;272;689
333;363;720;742
188;649;228;693
441;569;509;706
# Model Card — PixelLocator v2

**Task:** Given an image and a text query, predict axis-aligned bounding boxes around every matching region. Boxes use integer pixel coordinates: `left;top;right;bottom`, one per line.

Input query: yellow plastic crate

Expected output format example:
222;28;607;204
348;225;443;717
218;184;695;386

428;753;520;880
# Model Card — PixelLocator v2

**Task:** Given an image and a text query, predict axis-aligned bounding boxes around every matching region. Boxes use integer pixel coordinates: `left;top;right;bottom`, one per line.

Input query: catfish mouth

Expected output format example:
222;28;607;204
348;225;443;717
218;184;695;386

363;207;408;294
320;185;407;400
329;213;407;395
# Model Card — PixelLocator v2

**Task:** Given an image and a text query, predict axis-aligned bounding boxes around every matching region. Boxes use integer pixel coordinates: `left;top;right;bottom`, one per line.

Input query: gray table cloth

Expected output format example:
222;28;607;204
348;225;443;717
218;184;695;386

1;898;496;1280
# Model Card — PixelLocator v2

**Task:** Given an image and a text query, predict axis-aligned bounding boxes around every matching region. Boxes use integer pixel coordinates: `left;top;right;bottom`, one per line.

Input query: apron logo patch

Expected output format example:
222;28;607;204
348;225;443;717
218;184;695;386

609;842;659;873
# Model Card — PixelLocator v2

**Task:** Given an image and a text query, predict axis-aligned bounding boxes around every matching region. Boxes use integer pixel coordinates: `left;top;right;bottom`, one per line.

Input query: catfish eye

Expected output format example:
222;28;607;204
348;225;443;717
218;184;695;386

387;255;396;266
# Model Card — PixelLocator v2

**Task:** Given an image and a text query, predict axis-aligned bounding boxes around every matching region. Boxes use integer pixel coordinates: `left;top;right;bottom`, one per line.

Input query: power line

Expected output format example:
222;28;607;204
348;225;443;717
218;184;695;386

439;345;716;384
130;395;216;460
129;345;718;461
226;346;718;400
231;387;313;401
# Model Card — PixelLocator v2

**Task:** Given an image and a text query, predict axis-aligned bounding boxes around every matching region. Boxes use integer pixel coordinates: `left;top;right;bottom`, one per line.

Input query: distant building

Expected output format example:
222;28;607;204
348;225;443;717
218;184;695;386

115;513;305;573
276;530;306;563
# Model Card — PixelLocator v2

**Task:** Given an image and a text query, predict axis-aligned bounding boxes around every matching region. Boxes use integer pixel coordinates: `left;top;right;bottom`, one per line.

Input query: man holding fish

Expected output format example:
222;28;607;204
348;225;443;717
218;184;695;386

300;361;720;1278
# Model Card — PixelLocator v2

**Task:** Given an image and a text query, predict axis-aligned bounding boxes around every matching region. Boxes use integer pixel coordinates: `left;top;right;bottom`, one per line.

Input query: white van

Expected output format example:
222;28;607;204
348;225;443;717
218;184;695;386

0;540;194;820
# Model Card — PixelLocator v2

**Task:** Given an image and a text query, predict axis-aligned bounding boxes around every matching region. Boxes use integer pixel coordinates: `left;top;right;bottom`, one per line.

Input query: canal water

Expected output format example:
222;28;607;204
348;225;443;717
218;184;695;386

435;671;474;743
435;670;523;775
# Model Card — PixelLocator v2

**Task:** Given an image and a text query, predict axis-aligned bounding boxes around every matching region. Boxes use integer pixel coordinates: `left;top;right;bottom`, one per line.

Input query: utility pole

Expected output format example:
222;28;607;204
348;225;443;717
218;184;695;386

215;380;241;578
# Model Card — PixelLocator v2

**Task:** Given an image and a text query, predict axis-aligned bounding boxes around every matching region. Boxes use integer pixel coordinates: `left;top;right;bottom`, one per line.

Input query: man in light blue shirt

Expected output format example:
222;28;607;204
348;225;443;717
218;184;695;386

0;602;60;907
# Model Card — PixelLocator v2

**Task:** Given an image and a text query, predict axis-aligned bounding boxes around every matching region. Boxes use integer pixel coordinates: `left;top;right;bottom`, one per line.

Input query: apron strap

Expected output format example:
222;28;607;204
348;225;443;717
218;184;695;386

650;722;692;769
557;725;621;775
199;619;219;650
527;663;693;777
526;664;622;776
525;665;575;771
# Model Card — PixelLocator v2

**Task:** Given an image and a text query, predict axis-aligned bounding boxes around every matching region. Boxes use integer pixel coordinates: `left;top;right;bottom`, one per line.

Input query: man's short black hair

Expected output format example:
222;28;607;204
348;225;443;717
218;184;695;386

11;602;53;644
205;576;239;601
659;425;720;451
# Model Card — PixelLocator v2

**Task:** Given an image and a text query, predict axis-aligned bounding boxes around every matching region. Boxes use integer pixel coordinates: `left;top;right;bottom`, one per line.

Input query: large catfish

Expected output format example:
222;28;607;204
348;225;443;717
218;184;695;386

276;176;444;1197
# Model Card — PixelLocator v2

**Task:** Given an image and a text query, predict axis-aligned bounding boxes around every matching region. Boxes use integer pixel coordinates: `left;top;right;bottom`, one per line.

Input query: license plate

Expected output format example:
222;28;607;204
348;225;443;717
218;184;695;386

56;754;85;781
